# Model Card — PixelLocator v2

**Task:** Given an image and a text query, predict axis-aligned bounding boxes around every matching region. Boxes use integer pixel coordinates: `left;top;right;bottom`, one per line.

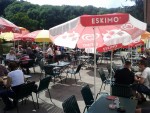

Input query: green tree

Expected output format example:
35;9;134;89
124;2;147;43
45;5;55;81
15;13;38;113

9;12;39;31
0;0;15;16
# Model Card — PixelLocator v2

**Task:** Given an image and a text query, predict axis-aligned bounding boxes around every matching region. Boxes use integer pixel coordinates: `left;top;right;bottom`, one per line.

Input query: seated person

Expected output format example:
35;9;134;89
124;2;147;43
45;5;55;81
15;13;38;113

132;60;150;102
114;61;135;85
26;47;36;60
0;62;24;111
19;51;32;74
6;50;16;61
0;64;8;77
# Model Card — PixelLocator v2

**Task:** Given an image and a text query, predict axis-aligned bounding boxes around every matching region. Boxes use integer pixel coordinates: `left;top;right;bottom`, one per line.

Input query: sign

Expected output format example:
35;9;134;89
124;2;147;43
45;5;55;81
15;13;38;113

80;13;129;27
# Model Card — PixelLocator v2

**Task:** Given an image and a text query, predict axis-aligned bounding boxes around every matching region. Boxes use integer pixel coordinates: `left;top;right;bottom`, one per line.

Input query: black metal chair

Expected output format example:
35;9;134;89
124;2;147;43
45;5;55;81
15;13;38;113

8;81;36;113
111;83;133;98
44;65;61;84
38;58;45;73
66;63;83;84
81;84;94;113
121;56;126;65
33;76;54;109
19;59;36;74
112;62;118;72
106;64;115;79
62;95;81;113
96;68;110;99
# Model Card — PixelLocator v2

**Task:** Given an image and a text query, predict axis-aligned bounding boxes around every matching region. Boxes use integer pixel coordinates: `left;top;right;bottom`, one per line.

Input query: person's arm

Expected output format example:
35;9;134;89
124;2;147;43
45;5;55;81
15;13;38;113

135;71;146;84
134;75;140;82
4;76;12;88
134;74;145;84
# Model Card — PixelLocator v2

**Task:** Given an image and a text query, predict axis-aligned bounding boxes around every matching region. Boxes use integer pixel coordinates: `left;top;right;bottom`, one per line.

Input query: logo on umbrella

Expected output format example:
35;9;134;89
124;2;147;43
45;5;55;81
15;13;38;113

121;23;134;30
102;29;132;46
81;33;100;41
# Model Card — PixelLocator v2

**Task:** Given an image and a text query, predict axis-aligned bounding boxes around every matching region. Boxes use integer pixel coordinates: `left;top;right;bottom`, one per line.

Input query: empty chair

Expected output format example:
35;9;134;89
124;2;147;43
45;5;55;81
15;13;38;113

66;64;82;84
112;62;118;72
33;76;54;109
44;65;61;84
38;58;45;73
111;83;133;98
81;84;94;113
62;95;81;113
96;68;110;99
106;64;115;78
8;81;36;113
121;56;126;65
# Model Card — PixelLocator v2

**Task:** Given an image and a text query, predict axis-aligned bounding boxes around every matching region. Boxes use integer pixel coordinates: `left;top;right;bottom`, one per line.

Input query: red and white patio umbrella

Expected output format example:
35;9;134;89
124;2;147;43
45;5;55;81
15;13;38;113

0;32;23;41
49;13;146;50
0;17;21;33
0;27;29;41
49;13;147;99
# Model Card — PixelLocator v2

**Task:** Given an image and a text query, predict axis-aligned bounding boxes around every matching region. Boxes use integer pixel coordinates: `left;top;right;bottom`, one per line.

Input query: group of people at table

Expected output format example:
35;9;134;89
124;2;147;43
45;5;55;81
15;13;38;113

0;43;82;111
114;49;150;113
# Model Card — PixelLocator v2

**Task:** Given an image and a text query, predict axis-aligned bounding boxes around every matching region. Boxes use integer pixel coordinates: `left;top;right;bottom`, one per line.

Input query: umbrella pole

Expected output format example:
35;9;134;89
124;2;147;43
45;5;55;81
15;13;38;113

131;48;132;65
43;42;45;52
110;50;114;82
93;27;97;101
110;50;113;76
110;50;115;96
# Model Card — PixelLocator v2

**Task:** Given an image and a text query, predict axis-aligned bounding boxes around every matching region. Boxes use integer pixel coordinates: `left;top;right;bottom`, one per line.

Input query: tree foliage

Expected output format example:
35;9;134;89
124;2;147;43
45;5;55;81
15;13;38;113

0;0;145;32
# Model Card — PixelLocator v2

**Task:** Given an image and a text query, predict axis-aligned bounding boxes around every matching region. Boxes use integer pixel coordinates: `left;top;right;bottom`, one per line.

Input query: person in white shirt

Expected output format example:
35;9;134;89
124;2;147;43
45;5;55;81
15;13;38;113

0;62;25;111
6;50;16;60
47;45;54;59
133;60;150;103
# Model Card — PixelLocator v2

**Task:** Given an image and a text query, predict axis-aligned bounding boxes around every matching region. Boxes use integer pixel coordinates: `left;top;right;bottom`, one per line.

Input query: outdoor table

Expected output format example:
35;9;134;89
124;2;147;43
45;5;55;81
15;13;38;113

86;95;137;113
128;57;141;63
79;56;91;64
1;75;32;83
48;61;71;73
24;74;32;81
5;59;20;65
48;61;70;67
64;51;73;54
